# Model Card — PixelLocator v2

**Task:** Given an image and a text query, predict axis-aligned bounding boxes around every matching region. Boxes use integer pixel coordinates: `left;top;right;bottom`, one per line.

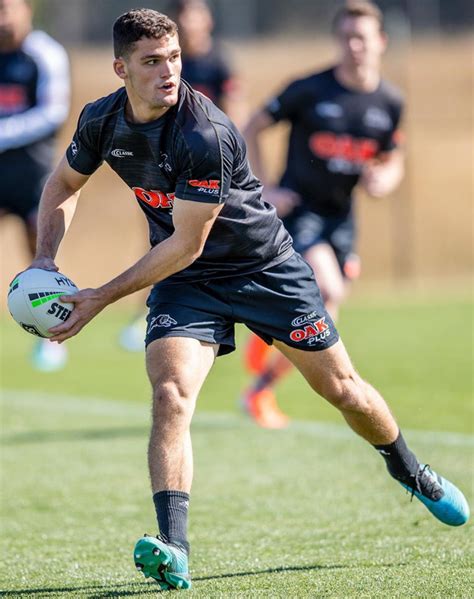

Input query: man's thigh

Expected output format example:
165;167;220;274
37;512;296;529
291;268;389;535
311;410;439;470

273;337;357;400
146;336;218;396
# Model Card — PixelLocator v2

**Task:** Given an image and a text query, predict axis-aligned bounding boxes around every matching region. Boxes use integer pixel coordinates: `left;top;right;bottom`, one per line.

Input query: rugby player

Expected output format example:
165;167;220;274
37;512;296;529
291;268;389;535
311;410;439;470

118;0;245;352
0;0;70;371
28;9;469;591
242;0;405;428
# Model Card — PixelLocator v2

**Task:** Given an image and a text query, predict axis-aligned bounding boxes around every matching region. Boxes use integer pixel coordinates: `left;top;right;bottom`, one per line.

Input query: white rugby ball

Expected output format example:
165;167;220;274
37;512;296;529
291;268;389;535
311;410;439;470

7;268;78;338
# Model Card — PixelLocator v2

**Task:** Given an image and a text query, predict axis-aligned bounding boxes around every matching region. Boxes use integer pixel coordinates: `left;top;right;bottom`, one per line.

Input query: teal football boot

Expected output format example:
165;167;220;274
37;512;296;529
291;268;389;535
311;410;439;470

400;464;469;526
134;534;191;590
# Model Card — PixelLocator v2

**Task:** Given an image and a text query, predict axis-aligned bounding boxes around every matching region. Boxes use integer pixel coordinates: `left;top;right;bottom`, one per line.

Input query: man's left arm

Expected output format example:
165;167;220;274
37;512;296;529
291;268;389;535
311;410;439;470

48;199;224;342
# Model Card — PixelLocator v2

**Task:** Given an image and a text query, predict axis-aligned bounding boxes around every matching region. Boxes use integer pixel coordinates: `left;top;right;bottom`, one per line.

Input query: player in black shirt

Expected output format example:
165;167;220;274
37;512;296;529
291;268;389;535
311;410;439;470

177;0;244;120
118;0;246;352
27;8;469;590
0;0;70;371
242;1;405;428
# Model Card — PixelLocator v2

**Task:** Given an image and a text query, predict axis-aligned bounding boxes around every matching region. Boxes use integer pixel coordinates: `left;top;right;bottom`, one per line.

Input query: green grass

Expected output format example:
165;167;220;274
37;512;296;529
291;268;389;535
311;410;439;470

1;294;472;431
1;294;473;597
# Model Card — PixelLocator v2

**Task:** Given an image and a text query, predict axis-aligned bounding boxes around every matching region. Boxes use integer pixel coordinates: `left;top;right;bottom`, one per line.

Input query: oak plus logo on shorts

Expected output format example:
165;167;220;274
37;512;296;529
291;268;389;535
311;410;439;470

290;313;330;345
111;148;134;158
70;140;78;156
147;314;178;335
188;179;220;196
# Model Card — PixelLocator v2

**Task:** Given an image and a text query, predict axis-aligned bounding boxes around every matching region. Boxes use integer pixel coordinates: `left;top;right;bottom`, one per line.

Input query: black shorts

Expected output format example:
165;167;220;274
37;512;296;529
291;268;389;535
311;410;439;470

0;150;50;221
283;208;359;278
146;252;339;356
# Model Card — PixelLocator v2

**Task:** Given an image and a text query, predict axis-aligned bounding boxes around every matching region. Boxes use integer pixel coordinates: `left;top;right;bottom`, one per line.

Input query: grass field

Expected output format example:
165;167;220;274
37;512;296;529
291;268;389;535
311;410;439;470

1;294;473;597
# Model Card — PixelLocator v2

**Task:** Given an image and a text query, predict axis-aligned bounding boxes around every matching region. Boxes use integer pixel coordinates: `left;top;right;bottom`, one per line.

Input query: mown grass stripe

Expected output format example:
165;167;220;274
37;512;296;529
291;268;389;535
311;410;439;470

1;389;472;447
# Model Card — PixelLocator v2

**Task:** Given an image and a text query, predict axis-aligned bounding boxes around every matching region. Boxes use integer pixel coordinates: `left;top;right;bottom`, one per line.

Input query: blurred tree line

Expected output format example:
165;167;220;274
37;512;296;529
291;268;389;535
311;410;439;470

32;0;472;45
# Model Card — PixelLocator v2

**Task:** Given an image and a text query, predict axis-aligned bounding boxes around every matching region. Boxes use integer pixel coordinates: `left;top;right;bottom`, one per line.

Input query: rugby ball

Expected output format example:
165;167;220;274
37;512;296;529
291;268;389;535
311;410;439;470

7;268;78;338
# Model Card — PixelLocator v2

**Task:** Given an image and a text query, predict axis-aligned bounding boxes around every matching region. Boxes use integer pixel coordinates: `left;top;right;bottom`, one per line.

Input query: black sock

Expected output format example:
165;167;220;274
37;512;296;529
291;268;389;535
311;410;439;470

153;490;190;555
374;431;419;482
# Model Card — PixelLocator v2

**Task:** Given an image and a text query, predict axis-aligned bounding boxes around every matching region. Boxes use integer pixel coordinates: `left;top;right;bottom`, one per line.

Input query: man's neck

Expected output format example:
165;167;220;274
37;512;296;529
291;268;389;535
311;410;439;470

124;97;170;124
335;63;381;93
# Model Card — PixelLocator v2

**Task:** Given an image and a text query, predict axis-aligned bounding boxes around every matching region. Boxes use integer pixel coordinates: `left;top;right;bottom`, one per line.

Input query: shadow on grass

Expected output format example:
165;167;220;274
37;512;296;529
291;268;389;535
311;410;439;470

1;418;248;445
1;426;148;444
1;564;348;596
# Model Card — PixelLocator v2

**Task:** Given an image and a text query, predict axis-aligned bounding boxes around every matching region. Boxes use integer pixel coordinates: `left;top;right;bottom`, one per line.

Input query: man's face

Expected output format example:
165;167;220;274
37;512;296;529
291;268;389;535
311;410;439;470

336;16;387;70
0;0;31;47
115;34;182;111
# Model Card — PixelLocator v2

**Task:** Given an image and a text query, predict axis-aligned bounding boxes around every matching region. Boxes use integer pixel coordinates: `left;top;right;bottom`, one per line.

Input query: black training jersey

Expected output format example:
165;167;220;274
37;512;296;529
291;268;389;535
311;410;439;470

0;30;69;171
66;82;293;283
181;44;234;110
266;67;404;217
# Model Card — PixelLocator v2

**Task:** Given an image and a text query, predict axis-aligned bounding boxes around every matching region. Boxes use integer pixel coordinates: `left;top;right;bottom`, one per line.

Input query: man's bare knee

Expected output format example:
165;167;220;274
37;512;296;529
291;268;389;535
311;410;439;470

152;381;194;424
321;375;372;414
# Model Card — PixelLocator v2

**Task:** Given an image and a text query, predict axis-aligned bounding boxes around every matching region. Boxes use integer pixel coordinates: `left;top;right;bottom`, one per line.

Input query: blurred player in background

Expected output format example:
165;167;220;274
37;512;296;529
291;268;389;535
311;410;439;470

118;0;246;352
176;0;245;123
0;0;70;371
242;0;405;428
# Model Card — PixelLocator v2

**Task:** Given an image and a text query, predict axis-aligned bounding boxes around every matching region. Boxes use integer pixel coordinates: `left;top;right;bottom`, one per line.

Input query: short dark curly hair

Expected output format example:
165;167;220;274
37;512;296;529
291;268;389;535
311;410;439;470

113;8;178;58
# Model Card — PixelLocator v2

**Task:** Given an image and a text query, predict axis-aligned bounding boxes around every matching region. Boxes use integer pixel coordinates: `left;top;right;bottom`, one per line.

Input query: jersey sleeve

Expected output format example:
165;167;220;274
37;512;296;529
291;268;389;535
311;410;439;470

66;105;103;175
379;96;405;153
174;123;233;204
264;79;305;123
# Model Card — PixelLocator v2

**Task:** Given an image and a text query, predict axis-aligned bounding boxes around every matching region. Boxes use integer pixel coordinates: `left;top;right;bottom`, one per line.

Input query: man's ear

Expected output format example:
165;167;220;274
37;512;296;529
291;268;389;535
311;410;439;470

113;58;127;80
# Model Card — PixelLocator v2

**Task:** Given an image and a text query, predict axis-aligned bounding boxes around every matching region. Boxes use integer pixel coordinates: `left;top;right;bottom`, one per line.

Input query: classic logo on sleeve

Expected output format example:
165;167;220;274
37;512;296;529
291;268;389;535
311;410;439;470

187;179;220;196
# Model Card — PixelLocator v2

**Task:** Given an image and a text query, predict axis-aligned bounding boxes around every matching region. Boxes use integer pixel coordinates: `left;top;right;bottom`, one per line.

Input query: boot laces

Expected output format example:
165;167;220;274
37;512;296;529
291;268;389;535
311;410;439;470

411;464;444;501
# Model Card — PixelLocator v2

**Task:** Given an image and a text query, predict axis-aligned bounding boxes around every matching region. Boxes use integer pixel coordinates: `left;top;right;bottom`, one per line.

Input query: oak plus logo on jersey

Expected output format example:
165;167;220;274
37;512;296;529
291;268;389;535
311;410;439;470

188;179;220;196
111;148;134;158
309;131;379;175
0;83;27;114
133;187;175;209
289;315;330;345
309;132;378;163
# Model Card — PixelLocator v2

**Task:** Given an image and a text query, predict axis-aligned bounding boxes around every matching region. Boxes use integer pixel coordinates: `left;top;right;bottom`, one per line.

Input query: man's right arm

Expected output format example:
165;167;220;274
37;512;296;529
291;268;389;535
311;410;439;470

243;109;300;217
242;109;274;187
33;155;91;270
